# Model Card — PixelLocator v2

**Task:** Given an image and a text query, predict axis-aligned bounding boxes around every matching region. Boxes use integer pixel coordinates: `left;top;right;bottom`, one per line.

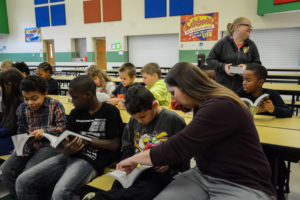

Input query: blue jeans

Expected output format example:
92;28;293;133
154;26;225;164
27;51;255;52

1;146;60;198
16;154;97;200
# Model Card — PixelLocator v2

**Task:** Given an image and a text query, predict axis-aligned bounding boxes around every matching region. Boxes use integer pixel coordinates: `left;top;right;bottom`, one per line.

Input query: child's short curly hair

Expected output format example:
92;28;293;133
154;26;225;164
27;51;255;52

20;75;48;94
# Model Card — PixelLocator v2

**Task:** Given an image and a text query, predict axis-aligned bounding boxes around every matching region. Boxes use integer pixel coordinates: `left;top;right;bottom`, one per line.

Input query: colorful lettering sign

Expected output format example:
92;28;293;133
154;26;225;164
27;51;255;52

274;0;300;5
181;12;218;42
25;28;41;42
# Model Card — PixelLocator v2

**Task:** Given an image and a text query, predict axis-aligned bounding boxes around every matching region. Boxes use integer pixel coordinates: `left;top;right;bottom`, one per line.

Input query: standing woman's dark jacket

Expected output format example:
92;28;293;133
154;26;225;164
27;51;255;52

207;36;261;91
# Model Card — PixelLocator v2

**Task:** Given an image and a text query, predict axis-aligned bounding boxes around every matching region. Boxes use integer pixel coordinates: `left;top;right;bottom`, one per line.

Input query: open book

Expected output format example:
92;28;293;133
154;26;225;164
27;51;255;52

12;130;92;156
241;93;270;115
107;165;151;188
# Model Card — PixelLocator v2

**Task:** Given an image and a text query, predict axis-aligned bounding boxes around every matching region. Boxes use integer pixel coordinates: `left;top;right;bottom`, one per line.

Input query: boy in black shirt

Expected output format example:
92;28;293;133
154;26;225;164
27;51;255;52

237;64;291;199
108;63;140;107
237;64;292;118
15;75;123;200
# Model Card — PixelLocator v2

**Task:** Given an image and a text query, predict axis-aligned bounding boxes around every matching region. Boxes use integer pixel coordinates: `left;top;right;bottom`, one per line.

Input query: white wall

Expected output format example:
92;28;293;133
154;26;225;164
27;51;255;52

1;0;300;66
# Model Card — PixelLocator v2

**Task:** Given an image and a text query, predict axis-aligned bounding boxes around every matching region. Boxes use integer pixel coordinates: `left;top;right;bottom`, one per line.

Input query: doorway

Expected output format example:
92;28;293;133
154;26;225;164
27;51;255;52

96;39;107;70
45;40;56;66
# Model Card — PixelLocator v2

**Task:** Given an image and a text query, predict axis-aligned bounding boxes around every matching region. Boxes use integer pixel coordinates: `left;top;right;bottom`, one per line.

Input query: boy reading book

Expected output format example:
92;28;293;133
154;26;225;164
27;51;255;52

85;85;189;200
236;64;292;118
236;64;292;199
108;62;140;107
1;75;67;198
15;75;124;200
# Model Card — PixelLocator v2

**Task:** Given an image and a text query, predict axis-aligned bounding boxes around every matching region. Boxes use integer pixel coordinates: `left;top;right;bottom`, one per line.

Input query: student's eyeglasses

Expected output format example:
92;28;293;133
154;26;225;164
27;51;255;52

239;24;253;29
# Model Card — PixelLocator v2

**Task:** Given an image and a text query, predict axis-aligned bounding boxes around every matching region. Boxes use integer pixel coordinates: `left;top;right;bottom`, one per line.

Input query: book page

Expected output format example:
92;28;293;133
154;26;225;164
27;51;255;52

11;134;34;156
43;133;58;146
52;130;92;148
107;165;151;188
240;98;254;108
254;93;269;107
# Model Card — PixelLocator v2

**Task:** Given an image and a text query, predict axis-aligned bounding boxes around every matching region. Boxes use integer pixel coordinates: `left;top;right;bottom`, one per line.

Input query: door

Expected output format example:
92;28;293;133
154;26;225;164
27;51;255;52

46;40;56;66
96;39;107;70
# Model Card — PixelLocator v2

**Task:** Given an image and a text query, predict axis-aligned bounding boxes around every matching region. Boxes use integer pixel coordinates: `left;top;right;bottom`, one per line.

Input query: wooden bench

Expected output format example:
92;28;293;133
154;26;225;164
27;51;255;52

86;168;115;191
0;155;10;161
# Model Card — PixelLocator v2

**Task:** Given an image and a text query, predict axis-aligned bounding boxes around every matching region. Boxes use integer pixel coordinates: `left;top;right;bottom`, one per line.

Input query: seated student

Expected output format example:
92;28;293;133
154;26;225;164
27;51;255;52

36;62;59;95
118;62;276;200
84;85;188;200
199;64;215;80
86;65;116;102
237;64;292;200
141;62;171;106
12;61;30;77
236;64;292;118
0;68;24;155
1;60;13;71
15;75;124;200
1;75;67;198
108;63;139;107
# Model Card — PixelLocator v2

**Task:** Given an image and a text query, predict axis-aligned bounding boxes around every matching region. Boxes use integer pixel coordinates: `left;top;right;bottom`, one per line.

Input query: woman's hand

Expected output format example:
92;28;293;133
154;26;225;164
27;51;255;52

224;63;234;76
116;157;138;175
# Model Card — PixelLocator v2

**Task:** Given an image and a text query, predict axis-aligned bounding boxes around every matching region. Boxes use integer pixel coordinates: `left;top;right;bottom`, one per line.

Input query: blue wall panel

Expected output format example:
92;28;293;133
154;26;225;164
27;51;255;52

145;0;166;18
34;0;48;5
35;6;50;27
50;4;66;26
50;0;64;2
170;0;193;16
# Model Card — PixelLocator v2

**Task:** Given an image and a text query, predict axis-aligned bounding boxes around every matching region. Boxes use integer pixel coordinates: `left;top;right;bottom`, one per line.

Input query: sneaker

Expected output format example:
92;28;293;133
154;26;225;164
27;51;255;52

82;192;96;200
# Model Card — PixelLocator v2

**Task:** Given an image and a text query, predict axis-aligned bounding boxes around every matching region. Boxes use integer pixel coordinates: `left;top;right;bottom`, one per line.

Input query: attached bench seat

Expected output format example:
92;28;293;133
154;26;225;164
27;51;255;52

87;168;116;191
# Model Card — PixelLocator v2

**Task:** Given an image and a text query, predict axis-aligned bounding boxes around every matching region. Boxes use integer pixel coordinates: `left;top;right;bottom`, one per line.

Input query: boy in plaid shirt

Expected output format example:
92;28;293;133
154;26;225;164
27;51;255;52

1;75;67;199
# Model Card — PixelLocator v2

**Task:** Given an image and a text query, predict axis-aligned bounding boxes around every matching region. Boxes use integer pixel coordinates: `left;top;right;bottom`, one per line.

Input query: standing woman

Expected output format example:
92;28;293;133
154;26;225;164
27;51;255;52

207;17;261;91
0;68;24;155
36;62;59;95
118;62;276;200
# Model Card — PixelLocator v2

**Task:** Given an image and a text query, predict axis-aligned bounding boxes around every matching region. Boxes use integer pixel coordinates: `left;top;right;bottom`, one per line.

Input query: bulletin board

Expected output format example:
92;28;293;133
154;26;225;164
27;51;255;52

181;12;218;42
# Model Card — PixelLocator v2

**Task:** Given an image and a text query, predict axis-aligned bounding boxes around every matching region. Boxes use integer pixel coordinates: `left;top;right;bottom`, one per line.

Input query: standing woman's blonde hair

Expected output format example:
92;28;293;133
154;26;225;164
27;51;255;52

86;65;112;92
226;17;248;36
165;62;248;110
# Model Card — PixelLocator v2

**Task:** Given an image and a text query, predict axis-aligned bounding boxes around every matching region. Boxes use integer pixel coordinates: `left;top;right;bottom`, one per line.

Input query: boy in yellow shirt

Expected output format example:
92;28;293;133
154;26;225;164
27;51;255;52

141;62;171;106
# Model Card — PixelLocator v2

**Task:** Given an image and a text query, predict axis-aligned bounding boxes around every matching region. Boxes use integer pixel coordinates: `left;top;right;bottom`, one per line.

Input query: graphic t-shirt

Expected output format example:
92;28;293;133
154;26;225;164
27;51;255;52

68;102;123;173
121;108;186;158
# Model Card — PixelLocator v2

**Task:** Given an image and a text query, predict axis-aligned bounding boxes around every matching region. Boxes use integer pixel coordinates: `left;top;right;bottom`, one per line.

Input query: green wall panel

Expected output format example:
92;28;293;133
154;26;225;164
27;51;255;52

55;52;73;62
0;53;44;62
1;50;213;64
87;52;95;62
106;51;128;63
0;0;9;34
179;50;210;63
257;0;300;15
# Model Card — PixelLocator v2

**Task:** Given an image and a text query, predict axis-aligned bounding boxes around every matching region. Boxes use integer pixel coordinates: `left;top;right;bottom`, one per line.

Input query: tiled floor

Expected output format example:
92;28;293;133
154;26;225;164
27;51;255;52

1;162;300;199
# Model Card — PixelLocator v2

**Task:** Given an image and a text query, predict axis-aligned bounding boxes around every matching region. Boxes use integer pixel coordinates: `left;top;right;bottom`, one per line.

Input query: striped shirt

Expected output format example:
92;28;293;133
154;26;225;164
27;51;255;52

16;96;67;136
